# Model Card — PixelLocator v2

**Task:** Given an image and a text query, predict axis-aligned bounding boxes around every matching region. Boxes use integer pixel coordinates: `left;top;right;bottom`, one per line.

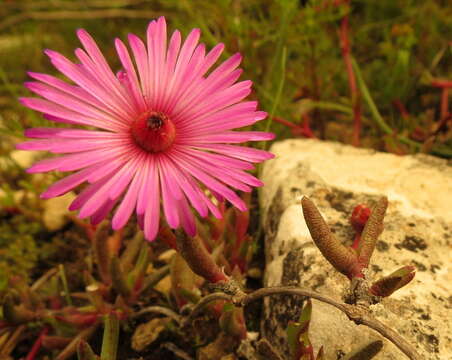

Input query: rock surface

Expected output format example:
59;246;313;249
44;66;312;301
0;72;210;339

260;139;451;360
42;192;76;231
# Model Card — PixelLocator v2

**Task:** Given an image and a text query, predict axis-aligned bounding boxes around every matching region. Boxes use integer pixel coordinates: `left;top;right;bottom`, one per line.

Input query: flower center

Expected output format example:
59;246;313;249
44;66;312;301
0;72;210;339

131;111;176;153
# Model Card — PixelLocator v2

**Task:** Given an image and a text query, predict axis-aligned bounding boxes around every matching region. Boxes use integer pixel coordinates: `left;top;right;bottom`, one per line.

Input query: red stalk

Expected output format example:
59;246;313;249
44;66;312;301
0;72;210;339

339;2;361;146
25;327;49;360
431;80;452;88
272;115;316;138
440;88;449;122
392;99;410;120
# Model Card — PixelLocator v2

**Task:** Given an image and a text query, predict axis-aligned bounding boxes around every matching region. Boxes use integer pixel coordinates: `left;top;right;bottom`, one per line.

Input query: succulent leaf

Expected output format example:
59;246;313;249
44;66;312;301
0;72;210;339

175;231;228;284
301;197;357;277
110;257;132;299
357;197;388;267
119;232;144;271
77;340;99;360
342;340;383;359
287;299;314;360
100;313;119;360
219;304;247;340
370;266;415;297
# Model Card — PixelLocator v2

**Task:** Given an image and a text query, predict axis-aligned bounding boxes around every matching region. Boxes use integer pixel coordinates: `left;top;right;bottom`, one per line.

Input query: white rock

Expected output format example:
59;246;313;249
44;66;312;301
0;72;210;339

260;139;451;360
42;192;76;231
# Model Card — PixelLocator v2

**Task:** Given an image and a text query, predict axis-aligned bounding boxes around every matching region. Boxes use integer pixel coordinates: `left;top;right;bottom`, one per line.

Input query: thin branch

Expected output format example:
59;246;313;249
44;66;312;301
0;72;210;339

31;268;57;291
185;286;421;360
160;342;194;360
182;293;231;326
1;0;146;10
0;9;162;32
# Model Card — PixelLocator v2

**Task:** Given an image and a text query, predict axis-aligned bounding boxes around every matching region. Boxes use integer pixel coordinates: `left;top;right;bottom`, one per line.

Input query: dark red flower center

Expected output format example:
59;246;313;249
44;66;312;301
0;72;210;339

131;111;176;153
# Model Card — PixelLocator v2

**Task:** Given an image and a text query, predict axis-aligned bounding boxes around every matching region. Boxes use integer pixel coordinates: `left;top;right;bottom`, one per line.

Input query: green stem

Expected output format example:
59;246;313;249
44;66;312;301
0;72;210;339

59;264;72;306
351;58;393;135
100;314;119;360
263;46;287;143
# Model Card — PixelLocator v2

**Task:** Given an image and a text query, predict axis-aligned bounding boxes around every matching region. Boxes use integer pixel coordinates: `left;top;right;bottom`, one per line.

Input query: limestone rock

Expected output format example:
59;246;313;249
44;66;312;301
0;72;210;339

260;139;451;360
9;150;39;169
42;192;76;231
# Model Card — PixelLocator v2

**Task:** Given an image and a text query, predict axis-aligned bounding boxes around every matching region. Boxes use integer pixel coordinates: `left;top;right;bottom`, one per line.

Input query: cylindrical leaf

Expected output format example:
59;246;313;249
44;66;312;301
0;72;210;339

175;231;228;283
357;197;388;267
100;314;119;360
77;340;98;360
301;197;357;276
370;266;415;297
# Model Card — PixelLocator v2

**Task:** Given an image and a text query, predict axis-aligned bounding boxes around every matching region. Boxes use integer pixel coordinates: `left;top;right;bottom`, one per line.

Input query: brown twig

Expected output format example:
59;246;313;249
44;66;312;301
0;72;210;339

440;88;449;122
1;0;146;10
0;9;161;32
185;286;421;360
132;306;182;324
161;342;195;360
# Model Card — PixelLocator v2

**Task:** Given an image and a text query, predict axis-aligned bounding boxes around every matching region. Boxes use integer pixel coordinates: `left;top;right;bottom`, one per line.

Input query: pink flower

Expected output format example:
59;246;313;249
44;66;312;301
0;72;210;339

17;17;274;241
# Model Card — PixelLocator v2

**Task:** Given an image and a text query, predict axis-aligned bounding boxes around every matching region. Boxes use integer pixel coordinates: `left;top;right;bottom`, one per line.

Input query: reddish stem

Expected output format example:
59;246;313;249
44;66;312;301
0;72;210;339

300;113;316;138
69;215;96;242
440;88;449;122
25;327;49;360
339;2;361;147
431;80;452;88
272;116;316;138
351;234;361;250
272;116;298;129
392;99;410;120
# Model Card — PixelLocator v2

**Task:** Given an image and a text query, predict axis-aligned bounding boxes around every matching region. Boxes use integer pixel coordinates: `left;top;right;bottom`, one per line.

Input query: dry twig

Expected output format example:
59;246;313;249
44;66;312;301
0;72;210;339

185;286;421;360
0;9;162;32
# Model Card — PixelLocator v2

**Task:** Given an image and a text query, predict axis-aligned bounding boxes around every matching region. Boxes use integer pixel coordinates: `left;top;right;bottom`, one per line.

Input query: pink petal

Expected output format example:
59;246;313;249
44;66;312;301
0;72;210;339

24;127;118;139
40;166;93;199
170;149;247;211
90;198;117;225
114;38;146;111
162;156;208;217
128;34;150;104
27;71;110;112
196;144;275;162
69;176;109;211
182;131;275;144
143;162;160;241
76;29;135;114
158;157;180;228
25;81;121;128
178;196;196;236
111;165;144;230
136;156;153;215
20;97;116;130
45;49;132;121
26;145;131;173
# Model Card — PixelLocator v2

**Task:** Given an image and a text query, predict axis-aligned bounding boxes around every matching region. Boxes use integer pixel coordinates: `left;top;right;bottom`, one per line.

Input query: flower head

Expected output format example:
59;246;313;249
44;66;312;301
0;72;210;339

17;17;274;241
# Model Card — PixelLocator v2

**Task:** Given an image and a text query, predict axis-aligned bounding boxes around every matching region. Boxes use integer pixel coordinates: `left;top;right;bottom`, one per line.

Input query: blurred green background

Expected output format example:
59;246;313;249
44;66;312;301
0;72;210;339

0;0;451;294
